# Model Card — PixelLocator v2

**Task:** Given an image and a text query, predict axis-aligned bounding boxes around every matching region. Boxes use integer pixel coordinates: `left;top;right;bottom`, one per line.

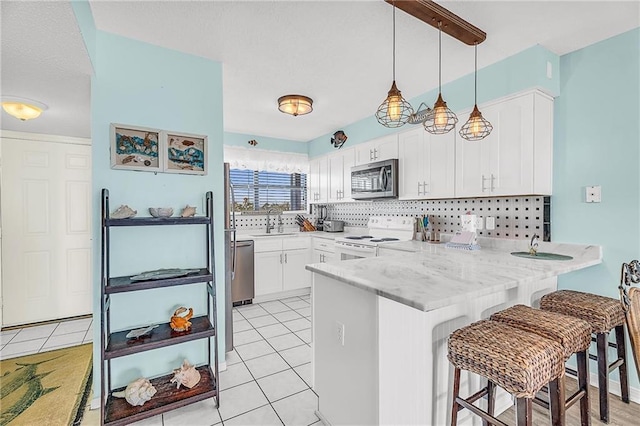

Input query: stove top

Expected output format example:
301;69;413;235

335;216;413;246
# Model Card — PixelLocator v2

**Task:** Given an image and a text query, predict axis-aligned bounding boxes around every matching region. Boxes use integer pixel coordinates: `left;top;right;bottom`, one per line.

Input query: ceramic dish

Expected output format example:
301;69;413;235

149;207;174;217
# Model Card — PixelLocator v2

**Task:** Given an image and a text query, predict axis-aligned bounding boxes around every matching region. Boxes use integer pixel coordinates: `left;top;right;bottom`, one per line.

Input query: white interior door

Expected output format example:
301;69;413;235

1;136;92;326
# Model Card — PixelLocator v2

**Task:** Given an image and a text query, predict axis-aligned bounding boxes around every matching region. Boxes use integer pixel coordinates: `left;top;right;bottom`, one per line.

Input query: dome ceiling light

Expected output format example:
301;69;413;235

1;96;48;121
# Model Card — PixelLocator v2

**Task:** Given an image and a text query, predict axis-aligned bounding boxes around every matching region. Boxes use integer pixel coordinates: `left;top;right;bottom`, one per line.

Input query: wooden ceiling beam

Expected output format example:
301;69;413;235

386;0;486;45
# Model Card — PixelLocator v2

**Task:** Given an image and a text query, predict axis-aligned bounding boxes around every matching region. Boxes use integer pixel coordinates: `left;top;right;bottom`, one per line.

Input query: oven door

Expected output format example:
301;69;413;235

334;241;378;260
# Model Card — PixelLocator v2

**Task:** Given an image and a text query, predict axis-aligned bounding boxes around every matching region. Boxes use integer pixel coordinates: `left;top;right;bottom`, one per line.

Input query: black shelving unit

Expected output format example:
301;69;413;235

100;189;219;426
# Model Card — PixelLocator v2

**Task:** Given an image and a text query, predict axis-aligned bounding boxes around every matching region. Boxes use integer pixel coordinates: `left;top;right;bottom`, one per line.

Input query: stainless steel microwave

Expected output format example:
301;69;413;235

351;159;398;200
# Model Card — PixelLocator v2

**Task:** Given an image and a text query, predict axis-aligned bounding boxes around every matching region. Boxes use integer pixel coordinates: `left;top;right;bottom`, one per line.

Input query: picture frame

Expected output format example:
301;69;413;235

110;124;162;172
163;131;208;175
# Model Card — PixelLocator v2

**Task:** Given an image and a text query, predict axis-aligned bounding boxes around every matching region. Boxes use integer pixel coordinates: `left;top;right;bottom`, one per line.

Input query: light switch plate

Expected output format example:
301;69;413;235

586;185;601;203
485;216;495;230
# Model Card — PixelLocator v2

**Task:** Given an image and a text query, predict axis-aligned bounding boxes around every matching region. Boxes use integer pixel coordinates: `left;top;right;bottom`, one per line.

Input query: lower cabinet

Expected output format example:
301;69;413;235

254;236;310;297
312;237;336;263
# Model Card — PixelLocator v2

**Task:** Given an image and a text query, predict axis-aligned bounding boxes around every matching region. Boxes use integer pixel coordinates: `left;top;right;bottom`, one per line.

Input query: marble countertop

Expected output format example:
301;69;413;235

306;239;602;312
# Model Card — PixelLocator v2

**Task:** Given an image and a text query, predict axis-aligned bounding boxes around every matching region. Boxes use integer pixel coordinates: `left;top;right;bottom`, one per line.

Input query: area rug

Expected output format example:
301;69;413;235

0;343;93;426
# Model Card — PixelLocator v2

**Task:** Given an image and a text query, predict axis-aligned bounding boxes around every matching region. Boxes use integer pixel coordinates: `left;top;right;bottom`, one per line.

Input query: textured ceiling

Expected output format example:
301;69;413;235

1;1;638;141
1;1;93;138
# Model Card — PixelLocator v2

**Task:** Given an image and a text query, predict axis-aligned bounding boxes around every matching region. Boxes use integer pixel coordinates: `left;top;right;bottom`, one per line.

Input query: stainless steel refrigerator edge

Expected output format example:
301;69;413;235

224;163;236;352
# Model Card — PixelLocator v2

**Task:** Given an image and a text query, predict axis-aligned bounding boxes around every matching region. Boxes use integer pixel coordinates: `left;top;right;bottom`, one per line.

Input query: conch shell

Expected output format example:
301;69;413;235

170;307;193;332
112;378;157;406
170;359;201;389
180;205;197;217
111;205;137;219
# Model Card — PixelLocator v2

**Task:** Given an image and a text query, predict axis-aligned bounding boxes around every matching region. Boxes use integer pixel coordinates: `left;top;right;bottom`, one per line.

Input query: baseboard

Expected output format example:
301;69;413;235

590;372;640;403
253;288;310;304
315;409;331;426
90;397;100;410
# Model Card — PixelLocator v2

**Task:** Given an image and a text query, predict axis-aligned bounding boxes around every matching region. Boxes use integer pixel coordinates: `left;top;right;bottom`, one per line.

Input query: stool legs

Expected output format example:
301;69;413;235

615;324;630;404
548;377;566;426
515;397;533;426
576;350;590;426
451;367;461;426
596;332;610;422
486;380;496;426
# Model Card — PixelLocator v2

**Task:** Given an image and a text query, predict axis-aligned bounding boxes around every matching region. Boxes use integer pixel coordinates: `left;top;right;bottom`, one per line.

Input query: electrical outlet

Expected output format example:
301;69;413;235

486;216;495;230
335;321;345;346
475;216;484;230
585;185;601;203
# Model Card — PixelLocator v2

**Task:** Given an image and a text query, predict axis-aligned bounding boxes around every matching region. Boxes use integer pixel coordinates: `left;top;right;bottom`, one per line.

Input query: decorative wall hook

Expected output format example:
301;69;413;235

331;131;348;149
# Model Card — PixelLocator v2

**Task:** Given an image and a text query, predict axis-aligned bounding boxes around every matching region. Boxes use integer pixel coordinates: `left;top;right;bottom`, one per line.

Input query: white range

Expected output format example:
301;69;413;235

333;216;414;260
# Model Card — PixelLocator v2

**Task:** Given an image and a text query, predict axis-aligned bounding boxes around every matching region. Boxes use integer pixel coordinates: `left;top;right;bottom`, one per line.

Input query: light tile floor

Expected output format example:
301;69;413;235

2;294;318;426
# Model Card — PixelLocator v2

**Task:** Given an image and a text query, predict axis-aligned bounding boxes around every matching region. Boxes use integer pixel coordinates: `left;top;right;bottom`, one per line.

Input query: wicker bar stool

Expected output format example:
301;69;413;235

541;290;630;423
491;304;592;425
448;320;565;426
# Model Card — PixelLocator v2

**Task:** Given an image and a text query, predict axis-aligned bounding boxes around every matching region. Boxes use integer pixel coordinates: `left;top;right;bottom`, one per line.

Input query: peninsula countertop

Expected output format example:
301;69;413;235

305;240;602;312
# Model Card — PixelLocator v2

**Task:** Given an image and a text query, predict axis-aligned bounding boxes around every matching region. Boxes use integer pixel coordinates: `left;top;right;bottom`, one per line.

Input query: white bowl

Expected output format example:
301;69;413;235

149;207;174;218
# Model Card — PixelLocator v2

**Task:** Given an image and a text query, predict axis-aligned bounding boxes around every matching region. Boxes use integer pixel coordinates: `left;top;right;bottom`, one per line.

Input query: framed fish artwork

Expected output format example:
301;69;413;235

163;131;208;175
110;123;162;172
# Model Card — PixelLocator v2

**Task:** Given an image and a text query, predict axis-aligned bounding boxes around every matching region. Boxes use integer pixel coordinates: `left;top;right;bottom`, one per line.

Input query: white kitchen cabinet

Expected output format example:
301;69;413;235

355;134;398;165
255;251;284;296
398;126;455;200
312;237;336;263
309;157;328;203
254;236;311;297
327;148;355;202
455;90;553;197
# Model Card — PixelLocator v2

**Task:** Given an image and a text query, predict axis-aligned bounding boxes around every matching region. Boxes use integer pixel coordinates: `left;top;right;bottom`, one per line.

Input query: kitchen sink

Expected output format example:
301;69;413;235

249;232;297;237
510;252;573;261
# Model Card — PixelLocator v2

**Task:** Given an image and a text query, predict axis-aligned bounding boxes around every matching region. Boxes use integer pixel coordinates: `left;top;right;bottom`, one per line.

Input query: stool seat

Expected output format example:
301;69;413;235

448;320;564;398
540;290;625;333
491;304;592;359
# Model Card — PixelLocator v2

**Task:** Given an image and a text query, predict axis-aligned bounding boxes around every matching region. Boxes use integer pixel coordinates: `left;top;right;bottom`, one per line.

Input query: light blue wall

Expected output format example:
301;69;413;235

308;44;560;157
89;30;225;394
553;28;640;387
225;132;307;154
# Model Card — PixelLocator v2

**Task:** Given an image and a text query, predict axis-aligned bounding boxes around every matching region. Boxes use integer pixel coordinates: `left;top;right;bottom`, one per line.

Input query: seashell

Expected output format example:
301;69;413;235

180;205;197;217
170;359;201;389
125;324;159;339
112;378;157;406
149;207;173;217
111;205;137;219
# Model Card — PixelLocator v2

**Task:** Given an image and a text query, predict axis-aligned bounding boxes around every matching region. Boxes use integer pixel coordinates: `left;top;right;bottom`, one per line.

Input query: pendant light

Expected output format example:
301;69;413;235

376;1;413;128
424;21;457;134
459;43;493;141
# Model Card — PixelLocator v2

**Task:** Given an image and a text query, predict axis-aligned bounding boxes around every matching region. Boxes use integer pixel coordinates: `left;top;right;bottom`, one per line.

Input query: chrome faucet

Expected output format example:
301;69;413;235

266;209;275;234
529;233;540;256
277;213;284;233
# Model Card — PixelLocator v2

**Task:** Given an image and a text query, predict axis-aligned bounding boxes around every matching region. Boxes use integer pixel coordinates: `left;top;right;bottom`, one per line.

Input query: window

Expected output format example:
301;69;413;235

230;169;307;212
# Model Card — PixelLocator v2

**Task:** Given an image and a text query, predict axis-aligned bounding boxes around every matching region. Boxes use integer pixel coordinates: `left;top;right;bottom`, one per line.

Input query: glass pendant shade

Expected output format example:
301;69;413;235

460;43;493;141
376;1;413;128
1;97;48;121
278;95;313;116
424;22;457;135
459;105;493;141
424;93;457;134
376;81;414;128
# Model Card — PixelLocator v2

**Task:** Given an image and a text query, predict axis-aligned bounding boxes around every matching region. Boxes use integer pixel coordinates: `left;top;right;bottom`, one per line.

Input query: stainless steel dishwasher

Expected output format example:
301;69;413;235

231;240;255;306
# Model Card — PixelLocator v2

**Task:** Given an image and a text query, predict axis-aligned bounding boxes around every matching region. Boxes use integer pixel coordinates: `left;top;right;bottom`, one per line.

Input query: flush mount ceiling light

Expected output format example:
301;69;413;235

278;95;313;116
459;43;493;141
1;96;48;121
424;21;458;134
376;0;414;128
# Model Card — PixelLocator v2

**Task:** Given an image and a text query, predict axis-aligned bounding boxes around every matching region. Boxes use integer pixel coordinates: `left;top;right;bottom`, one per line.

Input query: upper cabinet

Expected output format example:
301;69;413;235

455;90;553;198
309;156;328;204
327;147;355;203
398;126;455;200
355;134;398;165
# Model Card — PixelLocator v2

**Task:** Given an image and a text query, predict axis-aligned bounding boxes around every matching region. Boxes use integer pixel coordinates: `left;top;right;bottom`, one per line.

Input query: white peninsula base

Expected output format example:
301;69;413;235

313;273;558;425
